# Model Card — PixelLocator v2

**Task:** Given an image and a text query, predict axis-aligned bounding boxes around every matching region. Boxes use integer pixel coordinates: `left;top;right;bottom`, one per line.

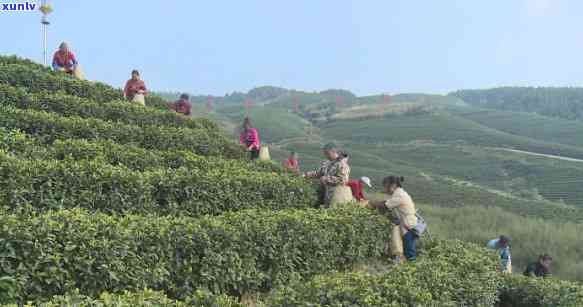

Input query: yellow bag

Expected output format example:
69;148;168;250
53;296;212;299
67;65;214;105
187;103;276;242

330;185;354;207
390;225;404;258
132;94;146;106
73;65;85;80
259;146;270;161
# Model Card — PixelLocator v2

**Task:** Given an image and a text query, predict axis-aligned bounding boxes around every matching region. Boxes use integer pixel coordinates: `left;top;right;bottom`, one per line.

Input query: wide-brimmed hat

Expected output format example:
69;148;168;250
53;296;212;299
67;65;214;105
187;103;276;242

360;176;372;188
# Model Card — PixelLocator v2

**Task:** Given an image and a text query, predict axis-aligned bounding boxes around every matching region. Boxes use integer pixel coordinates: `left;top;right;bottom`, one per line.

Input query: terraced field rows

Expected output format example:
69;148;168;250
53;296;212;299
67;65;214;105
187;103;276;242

2;55;582;306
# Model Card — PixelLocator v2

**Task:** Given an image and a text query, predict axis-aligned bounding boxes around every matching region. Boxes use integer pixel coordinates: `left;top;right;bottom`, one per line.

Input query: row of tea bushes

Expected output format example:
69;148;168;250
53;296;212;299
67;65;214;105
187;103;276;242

264;239;500;307
0;56;170;109
0;84;218;131
0;56;48;72
0;289;242;307
0;64;122;103
0;151;316;216
0;128;283;174
498;275;583;307
0;106;245;159
0;207;390;301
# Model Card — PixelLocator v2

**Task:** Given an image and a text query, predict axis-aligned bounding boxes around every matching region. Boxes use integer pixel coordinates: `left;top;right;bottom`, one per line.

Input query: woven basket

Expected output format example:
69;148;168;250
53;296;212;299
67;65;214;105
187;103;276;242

259;146;270;161
330;185;354;208
132;94;146;106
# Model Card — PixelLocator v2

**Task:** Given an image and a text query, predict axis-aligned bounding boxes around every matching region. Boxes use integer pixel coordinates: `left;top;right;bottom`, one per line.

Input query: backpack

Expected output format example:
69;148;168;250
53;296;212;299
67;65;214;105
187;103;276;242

410;213;428;237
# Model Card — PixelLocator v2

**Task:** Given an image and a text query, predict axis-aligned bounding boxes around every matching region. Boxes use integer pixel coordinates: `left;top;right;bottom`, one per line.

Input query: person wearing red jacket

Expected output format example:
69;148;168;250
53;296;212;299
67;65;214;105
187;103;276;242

347;176;372;202
170;93;192;116
283;152;300;173
123;70;148;101
52;42;78;74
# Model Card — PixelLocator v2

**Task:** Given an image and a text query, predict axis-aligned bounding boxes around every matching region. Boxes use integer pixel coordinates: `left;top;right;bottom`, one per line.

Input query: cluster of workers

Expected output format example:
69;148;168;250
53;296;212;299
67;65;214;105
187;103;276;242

54;41;555;274
51;42;192;115
242;120;556;272
240;118;423;263
487;235;554;277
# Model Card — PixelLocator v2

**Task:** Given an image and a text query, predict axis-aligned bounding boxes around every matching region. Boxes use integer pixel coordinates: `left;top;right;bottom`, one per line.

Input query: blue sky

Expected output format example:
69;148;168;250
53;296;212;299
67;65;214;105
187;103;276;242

1;0;582;95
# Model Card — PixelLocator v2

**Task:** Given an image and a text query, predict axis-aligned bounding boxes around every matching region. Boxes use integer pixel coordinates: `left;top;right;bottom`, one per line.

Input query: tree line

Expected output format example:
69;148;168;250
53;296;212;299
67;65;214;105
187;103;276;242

450;87;583;121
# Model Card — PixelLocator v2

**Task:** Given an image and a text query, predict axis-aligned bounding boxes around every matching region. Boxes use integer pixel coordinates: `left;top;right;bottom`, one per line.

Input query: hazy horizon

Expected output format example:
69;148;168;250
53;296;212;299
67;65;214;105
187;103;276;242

2;0;583;95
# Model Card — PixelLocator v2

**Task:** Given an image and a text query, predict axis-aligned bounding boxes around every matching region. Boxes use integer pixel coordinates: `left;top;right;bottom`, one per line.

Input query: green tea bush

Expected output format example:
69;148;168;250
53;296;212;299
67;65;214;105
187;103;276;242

1;289;242;307
145;94;173;109
0;84;218;131
51;138;282;174
0;128;49;160
0;55;47;71
265;240;500;307
0;151;316;216
0;128;281;174
0;64;122;102
0;277;18;305
1;128;244;171
0;106;244;159
498;275;583;307
0;207;389;301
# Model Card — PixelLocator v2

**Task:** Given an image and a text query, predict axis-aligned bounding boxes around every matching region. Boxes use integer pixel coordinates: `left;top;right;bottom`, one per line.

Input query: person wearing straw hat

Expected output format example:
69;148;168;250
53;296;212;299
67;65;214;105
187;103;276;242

304;142;351;208
347;176;372;204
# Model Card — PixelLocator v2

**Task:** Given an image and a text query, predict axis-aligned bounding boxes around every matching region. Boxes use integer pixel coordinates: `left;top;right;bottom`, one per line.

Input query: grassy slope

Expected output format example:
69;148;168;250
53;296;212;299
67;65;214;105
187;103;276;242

421;204;583;281
452;106;583;148
362;144;583;206
216;105;312;143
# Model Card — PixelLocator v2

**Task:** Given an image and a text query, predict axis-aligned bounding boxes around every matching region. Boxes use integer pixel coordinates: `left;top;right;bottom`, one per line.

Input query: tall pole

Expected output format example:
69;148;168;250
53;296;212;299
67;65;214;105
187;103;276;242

40;0;52;67
42;18;47;65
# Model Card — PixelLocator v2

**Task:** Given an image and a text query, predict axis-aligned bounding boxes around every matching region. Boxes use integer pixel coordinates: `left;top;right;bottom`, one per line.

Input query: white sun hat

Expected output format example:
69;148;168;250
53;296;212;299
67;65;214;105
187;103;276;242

360;176;372;188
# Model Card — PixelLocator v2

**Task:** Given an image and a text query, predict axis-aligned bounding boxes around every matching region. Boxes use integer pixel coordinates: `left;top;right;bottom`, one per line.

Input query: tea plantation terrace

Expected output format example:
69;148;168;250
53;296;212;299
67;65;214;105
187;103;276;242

0;55;582;306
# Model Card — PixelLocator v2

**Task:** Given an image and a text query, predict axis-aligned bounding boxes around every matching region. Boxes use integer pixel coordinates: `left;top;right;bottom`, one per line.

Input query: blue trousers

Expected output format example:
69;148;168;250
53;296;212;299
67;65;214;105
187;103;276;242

403;231;417;261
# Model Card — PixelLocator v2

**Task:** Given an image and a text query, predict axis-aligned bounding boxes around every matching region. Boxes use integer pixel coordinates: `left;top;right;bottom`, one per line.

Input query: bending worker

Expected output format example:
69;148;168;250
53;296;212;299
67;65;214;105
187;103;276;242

524;254;553;278
368;176;418;263
52;42;79;75
487;235;512;273
304;143;351;208
170;93;192;116
284;152;300;173
347;176;372;204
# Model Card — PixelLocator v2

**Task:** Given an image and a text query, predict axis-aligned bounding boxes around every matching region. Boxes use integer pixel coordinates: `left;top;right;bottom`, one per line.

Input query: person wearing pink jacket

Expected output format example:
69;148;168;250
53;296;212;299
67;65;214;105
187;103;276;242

239;117;261;160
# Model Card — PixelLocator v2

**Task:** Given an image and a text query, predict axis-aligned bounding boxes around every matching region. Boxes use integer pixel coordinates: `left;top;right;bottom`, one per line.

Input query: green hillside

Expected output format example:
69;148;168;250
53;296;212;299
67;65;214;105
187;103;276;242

322;113;583;159
1;55;583;306
453;107;583;148
450;86;583;121
217;105;312;143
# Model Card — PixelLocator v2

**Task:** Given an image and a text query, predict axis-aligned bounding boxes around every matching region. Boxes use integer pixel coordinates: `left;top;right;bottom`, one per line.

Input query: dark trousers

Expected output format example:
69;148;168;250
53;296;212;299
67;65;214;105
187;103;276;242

249;149;260;160
403;231;417;261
